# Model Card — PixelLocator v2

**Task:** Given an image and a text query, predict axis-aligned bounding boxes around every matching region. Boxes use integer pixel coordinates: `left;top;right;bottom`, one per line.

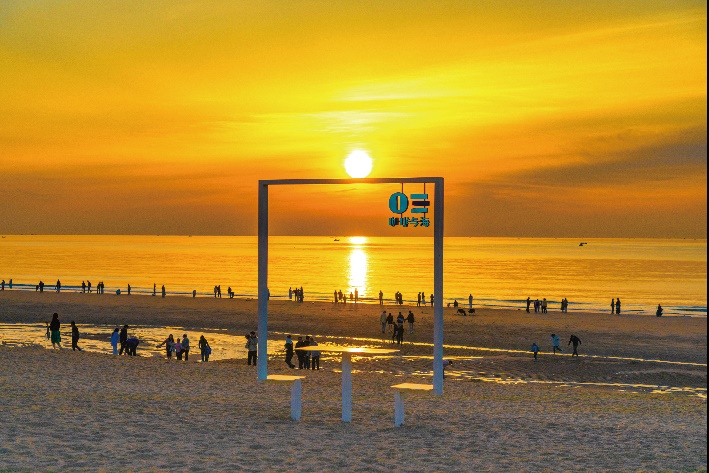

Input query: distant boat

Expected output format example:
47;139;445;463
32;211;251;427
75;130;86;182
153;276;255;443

333;239;340;242
579;242;588;246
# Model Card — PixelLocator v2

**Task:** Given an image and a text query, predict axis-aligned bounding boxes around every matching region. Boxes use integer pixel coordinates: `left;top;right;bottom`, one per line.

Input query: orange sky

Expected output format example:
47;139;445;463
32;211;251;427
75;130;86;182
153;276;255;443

0;1;706;237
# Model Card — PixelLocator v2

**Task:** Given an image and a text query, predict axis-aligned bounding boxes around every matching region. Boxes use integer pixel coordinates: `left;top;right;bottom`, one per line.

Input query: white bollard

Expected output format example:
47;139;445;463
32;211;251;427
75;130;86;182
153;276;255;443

394;390;405;427
342;352;353;422
291;379;302;421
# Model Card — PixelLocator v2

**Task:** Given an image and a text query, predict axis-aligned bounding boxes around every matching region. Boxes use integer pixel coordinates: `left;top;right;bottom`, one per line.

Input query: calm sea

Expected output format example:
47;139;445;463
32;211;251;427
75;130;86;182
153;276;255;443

0;235;705;316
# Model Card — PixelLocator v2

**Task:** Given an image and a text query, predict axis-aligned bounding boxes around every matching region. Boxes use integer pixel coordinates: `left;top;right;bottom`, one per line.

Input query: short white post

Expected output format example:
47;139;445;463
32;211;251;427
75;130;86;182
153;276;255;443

394;389;405;427
290;379;302;421
342;352;353;422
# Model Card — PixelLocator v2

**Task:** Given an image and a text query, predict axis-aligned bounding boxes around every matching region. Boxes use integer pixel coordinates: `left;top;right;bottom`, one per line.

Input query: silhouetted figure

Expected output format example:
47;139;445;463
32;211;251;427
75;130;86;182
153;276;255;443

246;331;258;366
295;336;306;369
81;281;86;293
70;321;82;351
526;297;531;313
119;325;129;355
611;298;615;314
615;298;621;315
531;342;540;361
56;279;61;292
568;334;582;356
656;304;663;317
284;335;295;368
49;312;62;349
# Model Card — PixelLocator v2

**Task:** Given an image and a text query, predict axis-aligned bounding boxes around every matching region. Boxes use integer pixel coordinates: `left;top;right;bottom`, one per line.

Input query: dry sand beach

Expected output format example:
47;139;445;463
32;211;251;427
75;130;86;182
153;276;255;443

0;291;706;472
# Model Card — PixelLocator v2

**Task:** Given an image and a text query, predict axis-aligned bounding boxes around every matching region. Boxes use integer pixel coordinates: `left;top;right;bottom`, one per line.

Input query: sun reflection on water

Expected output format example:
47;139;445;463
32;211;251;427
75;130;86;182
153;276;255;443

347;237;368;298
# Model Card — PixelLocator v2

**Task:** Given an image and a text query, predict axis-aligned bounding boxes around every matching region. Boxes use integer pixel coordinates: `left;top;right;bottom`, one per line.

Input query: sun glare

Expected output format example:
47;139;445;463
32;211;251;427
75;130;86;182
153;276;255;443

344;150;373;178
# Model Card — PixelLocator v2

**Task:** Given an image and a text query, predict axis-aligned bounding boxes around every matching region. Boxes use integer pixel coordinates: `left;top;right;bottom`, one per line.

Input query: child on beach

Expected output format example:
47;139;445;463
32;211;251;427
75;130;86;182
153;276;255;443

531;342;540;361
110;328;120;355
550;334;562;354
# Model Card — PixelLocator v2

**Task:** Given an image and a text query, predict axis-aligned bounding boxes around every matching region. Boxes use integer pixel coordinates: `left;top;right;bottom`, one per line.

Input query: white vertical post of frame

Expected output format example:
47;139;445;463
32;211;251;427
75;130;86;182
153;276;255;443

290;379;302;421
342;352;353;422
394;390;405;427
257;181;269;381
433;179;444;395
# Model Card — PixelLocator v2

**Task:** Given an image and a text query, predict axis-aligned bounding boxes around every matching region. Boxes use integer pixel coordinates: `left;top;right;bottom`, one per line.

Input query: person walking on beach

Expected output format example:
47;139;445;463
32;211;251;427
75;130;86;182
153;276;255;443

407;310;415;334
309;337;320;370
396;323;404;345
386;313;394;333
615;298;621;315
70;321;82;352
81;281;86;293
161;285;166;298
118;324;129;355
49;313;62;349
380;310;387;333
198;335;210;362
550;333;562;354
157;334;175;360
110;328;120;355
181;334;190;361
568;334;582;357
56;279;61;293
284;334;295;369
87;280;92;293
531;342;540;361
656;304;663;317
246;331;258;366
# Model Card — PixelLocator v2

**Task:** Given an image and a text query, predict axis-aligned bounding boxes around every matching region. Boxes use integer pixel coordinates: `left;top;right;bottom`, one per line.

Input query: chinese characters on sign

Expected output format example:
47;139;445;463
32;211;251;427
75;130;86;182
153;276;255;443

388;191;430;228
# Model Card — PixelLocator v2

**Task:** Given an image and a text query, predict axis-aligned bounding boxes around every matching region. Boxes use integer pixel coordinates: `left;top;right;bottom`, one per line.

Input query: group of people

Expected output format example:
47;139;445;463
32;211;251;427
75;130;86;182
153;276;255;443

0;278;11;290
284;335;321;370
380;310;415;344
290;287;305;302
80;280;106;294
156;333;211;361
611;298;622;314
45;312;83;352
530;333;582;361
333;288;356;304
526;297;549;313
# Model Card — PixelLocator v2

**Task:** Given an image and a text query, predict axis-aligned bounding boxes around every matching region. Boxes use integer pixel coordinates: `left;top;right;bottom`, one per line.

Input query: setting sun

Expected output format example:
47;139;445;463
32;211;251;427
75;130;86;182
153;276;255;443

344;150;373;178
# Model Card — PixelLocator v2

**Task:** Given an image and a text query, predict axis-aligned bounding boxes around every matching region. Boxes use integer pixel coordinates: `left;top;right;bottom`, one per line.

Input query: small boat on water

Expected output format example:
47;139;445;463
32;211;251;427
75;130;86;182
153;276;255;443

579;242;588;246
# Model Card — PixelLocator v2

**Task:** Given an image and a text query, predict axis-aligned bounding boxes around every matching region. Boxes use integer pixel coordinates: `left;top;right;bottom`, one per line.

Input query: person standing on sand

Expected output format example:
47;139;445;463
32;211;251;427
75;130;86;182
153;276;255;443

284;335;295;368
110;328;120;355
656;304;663;317
199;335;210;362
87;280;92;293
309;337;320;370
616;298;621;315
550;334;562;354
119;325;129;355
81;281;86;293
157;334;175;360
526;297;531;313
380;311;387;333
295;336;306;369
174;337;183;360
246;331;258;366
127;284;131;295
531;342;540;361
407;310;415;334
379;290;384;305
386;313;394;333
181;334;190;361
469;294;474;309
70;321;82;351
49;313;62;349
161;285;166;298
568;335;582;356
611;298;615;314
56;279;61;293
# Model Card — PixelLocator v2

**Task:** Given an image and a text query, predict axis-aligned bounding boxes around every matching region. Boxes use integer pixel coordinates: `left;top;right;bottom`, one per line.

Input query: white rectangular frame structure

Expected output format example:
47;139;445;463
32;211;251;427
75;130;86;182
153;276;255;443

258;177;444;394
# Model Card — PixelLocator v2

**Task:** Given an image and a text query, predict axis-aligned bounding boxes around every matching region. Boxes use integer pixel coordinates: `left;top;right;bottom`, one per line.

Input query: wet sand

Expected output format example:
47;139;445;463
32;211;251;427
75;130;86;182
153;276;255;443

0;290;706;472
